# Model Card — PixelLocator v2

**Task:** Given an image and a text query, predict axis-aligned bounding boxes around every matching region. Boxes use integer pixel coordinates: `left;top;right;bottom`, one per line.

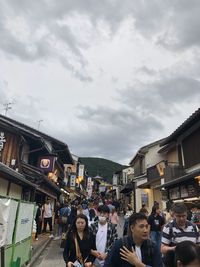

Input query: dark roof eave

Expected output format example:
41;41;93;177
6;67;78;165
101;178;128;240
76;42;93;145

42;176;62;194
129;138;166;165
137;177;161;189
155;168;200;189
0;115;73;162
0;162;36;188
160;108;200;146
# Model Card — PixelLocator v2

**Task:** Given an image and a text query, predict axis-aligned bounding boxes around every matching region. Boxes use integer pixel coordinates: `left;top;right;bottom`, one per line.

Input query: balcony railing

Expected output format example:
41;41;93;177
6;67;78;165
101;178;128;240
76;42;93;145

147;165;160;181
164;163;185;182
146;162;185;183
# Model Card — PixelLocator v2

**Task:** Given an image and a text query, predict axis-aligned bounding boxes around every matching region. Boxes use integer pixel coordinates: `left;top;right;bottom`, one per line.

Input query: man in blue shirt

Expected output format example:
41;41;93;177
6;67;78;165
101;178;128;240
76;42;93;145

104;213;163;267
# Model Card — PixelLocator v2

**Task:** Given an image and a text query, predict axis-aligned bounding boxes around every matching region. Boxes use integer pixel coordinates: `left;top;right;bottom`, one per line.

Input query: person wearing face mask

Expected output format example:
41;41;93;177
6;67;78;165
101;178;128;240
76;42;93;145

90;205;118;267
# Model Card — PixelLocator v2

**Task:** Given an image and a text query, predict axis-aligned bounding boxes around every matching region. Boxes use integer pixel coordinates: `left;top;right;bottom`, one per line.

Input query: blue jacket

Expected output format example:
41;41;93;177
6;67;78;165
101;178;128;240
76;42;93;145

103;235;163;267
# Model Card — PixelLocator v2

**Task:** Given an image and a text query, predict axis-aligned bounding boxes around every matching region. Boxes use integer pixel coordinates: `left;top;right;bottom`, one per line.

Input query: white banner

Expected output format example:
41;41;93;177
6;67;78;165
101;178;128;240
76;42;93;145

78;164;84;178
0;198;18;247
87;177;93;197
15;202;35;243
113;174;118;186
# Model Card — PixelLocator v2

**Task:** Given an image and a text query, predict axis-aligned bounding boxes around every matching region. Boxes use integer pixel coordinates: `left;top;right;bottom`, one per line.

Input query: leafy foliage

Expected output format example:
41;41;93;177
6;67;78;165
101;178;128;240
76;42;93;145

79;157;126;183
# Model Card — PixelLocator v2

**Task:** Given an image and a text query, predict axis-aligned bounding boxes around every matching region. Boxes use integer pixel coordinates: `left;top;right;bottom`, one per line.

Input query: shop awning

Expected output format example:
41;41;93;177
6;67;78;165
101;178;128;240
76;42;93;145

36;187;57;199
120;182;134;194
137;177;161;189
155;168;200;189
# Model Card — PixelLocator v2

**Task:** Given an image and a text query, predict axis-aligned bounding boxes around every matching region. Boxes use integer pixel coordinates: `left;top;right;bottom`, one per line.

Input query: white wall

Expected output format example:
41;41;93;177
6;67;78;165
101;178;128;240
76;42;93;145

145;144;165;168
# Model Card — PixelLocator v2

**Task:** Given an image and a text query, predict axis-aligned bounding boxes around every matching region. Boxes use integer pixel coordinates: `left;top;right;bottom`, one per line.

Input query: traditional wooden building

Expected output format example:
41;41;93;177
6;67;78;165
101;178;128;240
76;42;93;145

0;115;73;203
157;109;200;205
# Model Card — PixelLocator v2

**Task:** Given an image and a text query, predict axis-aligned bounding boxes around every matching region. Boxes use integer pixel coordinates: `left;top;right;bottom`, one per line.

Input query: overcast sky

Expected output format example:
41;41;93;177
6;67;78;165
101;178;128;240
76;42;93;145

1;0;200;165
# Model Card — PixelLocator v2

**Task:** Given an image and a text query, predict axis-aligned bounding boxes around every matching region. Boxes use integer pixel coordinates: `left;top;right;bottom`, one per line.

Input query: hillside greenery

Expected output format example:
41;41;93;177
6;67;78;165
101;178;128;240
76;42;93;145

79;157;126;183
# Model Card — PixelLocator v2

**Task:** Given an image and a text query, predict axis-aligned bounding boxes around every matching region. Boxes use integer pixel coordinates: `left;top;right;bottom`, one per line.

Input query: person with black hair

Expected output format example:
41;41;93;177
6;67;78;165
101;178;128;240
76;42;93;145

164;240;200;267
63;214;96;267
35;203;42;240
161;203;200;256
90;205;118;267
104;213;163;267
148;205;165;250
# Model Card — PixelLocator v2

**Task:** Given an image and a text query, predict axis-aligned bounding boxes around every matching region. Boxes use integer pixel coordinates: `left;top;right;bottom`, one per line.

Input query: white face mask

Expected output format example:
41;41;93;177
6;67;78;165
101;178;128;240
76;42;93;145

98;216;107;222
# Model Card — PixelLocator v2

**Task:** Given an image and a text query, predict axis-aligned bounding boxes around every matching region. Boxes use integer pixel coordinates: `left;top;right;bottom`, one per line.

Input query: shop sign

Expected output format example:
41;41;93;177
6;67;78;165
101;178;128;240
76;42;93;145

141;192;149;206
180;185;189;198
78;164;84;181
70;174;76;188
113;174;118;186
38;155;56;173
0;132;6;151
188;184;196;197
161;190;168;201
169;187;180;200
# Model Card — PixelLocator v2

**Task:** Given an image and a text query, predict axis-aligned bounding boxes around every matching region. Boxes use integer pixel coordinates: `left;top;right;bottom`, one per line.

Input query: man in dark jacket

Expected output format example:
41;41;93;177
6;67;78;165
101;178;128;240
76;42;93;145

104;213;163;267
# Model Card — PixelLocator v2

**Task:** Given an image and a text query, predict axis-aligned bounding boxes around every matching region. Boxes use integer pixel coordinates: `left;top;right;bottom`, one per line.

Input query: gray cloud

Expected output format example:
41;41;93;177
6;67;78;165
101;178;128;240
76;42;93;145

120;75;200;115
1;1;200;164
71;103;163;162
136;66;157;76
1;0;200;81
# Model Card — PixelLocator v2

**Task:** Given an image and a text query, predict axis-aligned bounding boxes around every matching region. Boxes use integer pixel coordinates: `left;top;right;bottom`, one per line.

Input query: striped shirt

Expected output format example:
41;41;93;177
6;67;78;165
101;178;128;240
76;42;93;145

162;219;200;245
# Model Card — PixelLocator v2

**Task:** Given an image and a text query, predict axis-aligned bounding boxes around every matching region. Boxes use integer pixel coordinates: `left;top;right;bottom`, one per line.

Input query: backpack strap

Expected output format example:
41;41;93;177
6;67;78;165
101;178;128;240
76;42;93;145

168;221;175;245
122;235;129;248
192;223;199;243
169;221;199;244
146;239;154;259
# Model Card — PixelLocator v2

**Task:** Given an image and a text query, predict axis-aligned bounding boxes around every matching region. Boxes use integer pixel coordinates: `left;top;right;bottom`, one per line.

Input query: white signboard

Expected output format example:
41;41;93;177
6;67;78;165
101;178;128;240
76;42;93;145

15;202;35;243
113;174;118;186
0;132;6;151
78;164;84;178
87;177;93;197
0;198;18;247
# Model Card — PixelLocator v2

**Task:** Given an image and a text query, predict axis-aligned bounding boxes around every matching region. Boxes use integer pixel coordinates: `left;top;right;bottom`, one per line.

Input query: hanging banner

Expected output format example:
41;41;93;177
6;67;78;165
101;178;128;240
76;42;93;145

78;164;84;181
70;174;76;188
0;198;18;247
38;155;56;173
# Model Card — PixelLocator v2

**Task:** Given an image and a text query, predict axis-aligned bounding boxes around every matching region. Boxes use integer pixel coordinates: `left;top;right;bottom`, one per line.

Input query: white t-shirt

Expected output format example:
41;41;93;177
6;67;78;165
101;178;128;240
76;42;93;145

94;222;108;267
43;203;52;218
135;246;142;261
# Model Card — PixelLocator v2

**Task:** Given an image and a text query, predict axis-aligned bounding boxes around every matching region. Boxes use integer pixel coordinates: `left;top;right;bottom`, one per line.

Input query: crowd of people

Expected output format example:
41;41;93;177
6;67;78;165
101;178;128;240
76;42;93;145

34;197;200;267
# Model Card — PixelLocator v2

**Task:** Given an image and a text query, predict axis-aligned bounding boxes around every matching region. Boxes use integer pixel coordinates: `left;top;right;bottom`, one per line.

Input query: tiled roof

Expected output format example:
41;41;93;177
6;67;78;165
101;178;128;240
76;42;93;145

160;108;200;146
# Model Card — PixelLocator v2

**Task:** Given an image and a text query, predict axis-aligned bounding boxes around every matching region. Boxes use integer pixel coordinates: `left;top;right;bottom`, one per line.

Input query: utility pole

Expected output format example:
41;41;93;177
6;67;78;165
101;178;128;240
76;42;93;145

3;102;12;116
37;119;43;130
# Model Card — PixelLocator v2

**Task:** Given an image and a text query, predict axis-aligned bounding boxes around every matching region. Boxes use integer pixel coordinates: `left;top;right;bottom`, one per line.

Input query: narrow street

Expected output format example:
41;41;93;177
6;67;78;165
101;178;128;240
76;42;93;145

32;239;65;267
32;216;124;266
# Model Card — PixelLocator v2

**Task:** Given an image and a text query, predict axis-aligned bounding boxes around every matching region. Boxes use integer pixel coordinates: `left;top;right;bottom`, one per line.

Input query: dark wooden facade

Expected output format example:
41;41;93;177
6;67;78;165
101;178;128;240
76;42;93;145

0;129;20;168
0;115;73;203
159;109;200;201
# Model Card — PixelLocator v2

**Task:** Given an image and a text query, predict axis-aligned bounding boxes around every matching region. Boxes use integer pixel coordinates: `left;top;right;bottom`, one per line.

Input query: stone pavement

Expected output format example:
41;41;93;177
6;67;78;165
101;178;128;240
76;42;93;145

31;239;65;267
27;233;53;267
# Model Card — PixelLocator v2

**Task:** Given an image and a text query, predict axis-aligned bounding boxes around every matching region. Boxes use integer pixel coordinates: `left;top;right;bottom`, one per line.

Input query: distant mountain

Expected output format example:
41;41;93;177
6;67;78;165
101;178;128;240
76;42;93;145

79;157;127;183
